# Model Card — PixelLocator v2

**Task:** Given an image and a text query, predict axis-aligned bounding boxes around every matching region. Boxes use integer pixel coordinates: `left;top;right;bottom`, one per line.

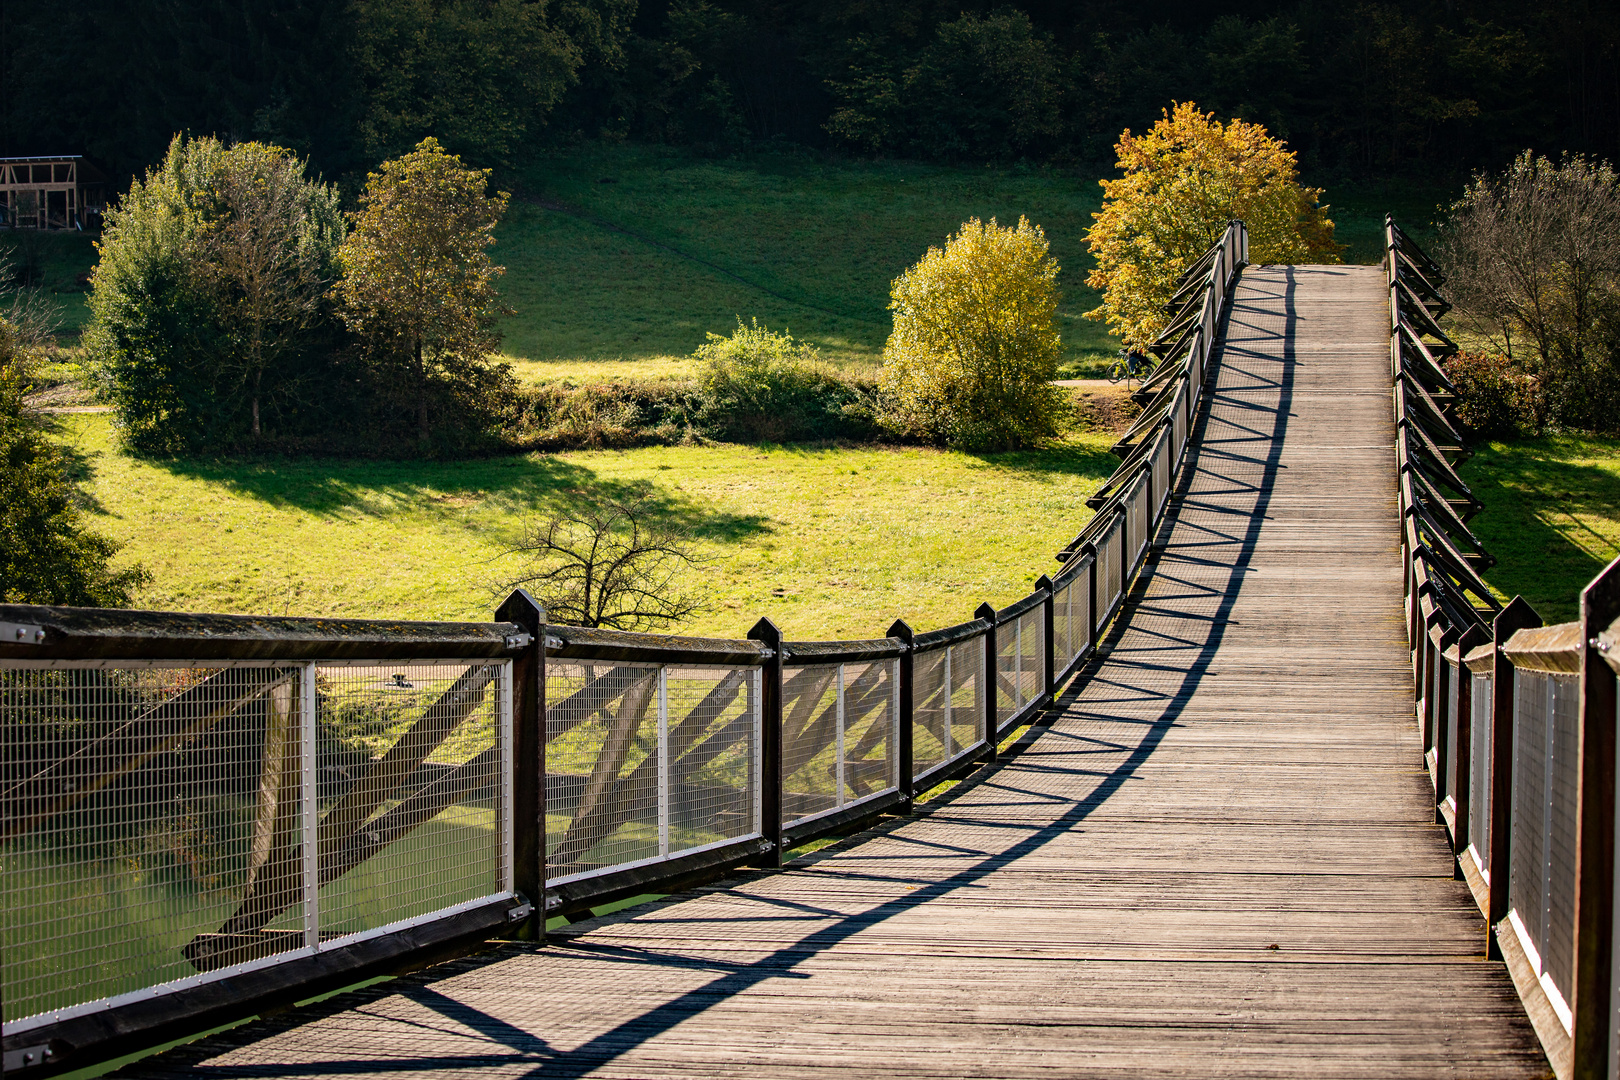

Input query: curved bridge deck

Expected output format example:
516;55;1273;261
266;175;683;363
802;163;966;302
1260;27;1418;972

127;266;1548;1078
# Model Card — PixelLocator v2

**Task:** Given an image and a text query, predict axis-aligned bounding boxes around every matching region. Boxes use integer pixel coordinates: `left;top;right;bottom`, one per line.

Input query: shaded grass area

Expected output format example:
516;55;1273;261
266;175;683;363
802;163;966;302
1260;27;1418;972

502;144;1120;382
1461;435;1620;624
67;414;1115;638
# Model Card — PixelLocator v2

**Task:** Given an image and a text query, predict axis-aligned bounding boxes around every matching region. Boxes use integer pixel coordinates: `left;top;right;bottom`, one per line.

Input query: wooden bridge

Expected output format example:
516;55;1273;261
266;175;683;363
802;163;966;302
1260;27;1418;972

101;263;1545;1077
7;225;1619;1079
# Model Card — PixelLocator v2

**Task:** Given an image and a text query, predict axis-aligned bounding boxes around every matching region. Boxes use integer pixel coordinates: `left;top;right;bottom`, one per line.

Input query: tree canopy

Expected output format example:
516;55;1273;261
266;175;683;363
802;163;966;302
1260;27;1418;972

336;137;511;450
1086;102;1339;347
4;1;1614;182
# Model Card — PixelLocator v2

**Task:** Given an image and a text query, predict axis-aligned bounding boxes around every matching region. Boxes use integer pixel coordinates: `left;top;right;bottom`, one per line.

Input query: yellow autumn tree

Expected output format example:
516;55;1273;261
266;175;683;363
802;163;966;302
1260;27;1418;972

1086;102;1340;347
880;215;1064;450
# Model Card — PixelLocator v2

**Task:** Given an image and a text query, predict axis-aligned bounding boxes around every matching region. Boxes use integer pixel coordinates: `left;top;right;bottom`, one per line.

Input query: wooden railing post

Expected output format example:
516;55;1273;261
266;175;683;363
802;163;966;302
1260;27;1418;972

1035;574;1056;704
495;588;545;942
976;602;998;761
749;617;784;869
1488;596;1543;959
888;619;915;813
1571;557;1620;1079
1083;543;1099;660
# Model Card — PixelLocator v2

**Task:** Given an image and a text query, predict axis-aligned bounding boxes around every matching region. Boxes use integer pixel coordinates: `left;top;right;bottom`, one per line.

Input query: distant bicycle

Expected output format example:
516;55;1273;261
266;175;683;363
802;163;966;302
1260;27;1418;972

1106;349;1151;385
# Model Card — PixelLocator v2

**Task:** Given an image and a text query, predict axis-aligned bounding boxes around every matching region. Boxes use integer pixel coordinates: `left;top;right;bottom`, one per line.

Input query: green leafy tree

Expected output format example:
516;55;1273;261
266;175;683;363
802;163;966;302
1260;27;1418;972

1;318;148;606
353;0;583;165
86;135;344;452
1085;103;1340;348
336;137;511;450
880;216;1065;450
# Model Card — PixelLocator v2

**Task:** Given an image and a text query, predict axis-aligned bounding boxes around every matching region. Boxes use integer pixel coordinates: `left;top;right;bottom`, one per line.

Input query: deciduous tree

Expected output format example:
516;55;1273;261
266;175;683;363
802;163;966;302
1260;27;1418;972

880;216;1064;450
1085;102;1339;347
336;137;510;450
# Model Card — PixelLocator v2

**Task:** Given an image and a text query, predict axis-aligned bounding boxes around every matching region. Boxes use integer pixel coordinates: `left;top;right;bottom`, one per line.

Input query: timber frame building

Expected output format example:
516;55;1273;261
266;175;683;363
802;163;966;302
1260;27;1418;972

0;155;107;229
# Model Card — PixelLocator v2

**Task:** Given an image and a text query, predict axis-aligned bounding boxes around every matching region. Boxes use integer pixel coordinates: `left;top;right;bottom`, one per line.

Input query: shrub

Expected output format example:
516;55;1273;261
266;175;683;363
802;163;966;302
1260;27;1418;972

86;135;345;454
1436;151;1620;434
1085;102;1340;347
694;319;875;442
880;216;1065;450
1443;351;1543;439
1;317;148;606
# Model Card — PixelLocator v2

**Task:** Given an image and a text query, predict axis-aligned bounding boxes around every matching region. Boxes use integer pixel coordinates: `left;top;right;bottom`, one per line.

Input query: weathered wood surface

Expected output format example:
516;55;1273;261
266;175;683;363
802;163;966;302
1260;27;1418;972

122;265;1549;1078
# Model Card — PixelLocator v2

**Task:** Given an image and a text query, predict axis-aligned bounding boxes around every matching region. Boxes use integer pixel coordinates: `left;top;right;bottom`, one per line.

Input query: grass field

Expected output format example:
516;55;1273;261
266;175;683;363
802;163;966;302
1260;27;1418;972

18;143;1448;379
1461;435;1620;624
66;413;1115;638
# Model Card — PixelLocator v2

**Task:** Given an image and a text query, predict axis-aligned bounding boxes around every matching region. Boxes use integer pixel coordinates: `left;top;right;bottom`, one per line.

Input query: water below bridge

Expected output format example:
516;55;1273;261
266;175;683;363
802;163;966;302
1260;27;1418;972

123;265;1550;1078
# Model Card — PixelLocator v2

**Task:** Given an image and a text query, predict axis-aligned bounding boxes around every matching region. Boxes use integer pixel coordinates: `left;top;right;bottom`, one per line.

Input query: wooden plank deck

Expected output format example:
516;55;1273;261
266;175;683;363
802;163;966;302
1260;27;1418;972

123;265;1550;1078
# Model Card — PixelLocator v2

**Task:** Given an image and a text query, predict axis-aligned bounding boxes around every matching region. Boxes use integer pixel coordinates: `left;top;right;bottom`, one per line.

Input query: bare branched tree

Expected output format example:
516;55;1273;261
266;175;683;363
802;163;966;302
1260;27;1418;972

1437;151;1620;430
493;498;710;631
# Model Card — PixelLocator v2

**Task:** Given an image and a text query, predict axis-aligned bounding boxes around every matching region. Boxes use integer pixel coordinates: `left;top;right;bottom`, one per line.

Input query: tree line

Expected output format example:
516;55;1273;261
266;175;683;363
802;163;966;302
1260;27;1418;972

4;0;1615;184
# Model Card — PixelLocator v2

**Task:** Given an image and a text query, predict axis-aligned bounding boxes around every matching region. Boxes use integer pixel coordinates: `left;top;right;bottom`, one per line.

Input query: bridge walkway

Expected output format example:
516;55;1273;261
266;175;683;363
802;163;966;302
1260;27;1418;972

124;265;1549;1078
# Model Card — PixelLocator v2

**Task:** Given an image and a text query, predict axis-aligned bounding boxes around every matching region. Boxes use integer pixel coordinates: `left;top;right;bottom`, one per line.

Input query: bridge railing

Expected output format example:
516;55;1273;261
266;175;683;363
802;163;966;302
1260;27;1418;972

1386;215;1620;1080
0;221;1250;1077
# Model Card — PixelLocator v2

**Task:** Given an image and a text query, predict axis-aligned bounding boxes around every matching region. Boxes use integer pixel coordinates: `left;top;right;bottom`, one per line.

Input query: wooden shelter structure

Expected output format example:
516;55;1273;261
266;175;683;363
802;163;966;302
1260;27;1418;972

0;155;106;230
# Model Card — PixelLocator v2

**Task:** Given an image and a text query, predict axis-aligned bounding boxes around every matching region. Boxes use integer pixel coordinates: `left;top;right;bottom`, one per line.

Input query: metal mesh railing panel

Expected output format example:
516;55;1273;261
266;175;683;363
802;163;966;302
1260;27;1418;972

314;661;508;944
781;664;840;824
1127;473;1151;568
1152;427;1172;517
546;661;760;882
544;662;660;881
949;636;986;755
1545;672;1580;1001
839;661;898;804
781;661;896;827
912;647;950;777
1511;669;1548;965
995;624;1020;732
665;667;760;855
1470;671;1493;868
1018;608;1043;709
1443;659;1459;806
1097;514;1123;626
1;664;307;1023
1053;566;1090;676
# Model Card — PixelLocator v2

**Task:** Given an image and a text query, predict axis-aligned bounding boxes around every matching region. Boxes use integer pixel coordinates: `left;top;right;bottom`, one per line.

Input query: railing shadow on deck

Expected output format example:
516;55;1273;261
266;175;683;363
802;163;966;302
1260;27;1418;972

129;262;1300;1080
0;235;1257;1078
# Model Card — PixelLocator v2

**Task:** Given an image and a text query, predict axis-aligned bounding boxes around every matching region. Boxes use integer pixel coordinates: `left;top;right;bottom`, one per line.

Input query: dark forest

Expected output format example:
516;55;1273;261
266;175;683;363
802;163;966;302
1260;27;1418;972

3;0;1617;187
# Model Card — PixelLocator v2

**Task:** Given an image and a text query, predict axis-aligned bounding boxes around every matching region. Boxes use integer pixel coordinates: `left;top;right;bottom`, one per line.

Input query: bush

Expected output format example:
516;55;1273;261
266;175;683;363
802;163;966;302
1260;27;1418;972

505;381;696;451
1;317;148;606
1085;102;1340;347
880;216;1065;450
1443;351;1543;439
1436;152;1620;434
694;319;875;442
86;135;345;454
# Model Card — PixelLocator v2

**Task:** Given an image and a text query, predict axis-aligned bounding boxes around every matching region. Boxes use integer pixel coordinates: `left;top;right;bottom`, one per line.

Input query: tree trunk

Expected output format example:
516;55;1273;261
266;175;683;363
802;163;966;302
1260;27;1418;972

415;338;429;451
251;368;262;439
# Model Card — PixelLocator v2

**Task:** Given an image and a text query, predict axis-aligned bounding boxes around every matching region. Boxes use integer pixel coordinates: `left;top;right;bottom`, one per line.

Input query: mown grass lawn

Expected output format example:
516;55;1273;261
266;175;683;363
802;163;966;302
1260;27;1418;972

1461;435;1620;624
498;143;1124;383
68;414;1116;639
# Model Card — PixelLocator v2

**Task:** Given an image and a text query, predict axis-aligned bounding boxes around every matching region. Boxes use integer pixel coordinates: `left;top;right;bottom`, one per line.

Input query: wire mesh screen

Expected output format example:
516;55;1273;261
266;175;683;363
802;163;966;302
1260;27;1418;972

1152;427;1172;518
1470;671;1493;870
1511;669;1549;970
1;663;306;1024
1097;514;1124;627
1052;562;1091;676
546;661;759;884
1545;672;1580;1003
909;634;989;784
1173;382;1189;459
1443;659;1460;806
314;661;510;945
1;658;513;1027
1018;608;1043;709
781;660;897;829
1127;473;1151;570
